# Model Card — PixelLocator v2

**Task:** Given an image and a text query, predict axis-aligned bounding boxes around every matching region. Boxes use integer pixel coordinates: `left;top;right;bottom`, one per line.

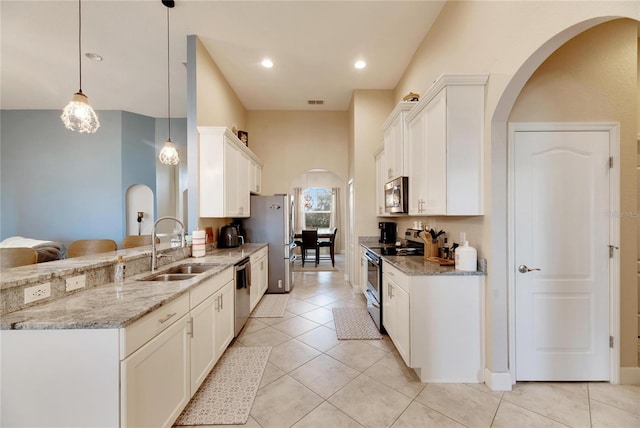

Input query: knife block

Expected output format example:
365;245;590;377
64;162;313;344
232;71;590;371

424;241;439;258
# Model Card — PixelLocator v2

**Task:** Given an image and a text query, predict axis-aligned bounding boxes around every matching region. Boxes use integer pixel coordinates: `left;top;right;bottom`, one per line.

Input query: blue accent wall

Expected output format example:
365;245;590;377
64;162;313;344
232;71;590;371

0;110;172;247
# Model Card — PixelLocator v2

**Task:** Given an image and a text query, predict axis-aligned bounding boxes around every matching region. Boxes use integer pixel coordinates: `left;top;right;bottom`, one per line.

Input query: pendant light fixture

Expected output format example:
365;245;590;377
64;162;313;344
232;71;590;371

158;0;180;165
61;0;100;134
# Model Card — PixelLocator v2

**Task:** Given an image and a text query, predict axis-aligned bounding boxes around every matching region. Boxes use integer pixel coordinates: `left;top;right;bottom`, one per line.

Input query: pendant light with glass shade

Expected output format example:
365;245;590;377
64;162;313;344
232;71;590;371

61;0;100;134
158;0;180;165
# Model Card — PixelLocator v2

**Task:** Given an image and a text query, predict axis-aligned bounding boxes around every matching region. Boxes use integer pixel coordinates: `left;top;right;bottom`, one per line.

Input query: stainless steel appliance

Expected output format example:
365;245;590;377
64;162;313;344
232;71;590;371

242;194;295;293
219;224;240;248
384;176;409;214
364;249;385;333
234;257;251;337
378;221;396;243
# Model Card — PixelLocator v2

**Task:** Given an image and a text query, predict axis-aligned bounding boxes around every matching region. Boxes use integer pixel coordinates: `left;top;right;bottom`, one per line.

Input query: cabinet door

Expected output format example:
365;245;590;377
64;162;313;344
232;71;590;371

407;113;426;215
375;148;387;216
190;294;216;394
392;284;411;366
384;120;403;181
237;150;250;217
424;89;447;215
359;252;368;295
223;139;240;216
214;281;235;360
121;315;190;428
260;254;268;295
382;275;395;337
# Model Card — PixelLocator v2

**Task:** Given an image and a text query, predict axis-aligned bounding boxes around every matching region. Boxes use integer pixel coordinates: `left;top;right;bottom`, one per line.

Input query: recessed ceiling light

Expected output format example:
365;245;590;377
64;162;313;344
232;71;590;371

85;52;103;62
261;58;274;68
354;60;366;69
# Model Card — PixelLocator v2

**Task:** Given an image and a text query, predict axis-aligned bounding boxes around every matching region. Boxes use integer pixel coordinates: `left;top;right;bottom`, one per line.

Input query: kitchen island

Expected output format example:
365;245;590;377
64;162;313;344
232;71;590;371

0;243;267;428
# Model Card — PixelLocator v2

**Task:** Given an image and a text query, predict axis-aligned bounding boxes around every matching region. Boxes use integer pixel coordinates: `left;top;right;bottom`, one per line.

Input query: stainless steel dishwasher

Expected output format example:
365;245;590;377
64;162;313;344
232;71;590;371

234;257;251;336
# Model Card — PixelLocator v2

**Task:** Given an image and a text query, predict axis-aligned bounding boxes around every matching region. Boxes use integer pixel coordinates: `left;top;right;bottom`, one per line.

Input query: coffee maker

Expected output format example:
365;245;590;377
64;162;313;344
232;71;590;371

379;222;396;244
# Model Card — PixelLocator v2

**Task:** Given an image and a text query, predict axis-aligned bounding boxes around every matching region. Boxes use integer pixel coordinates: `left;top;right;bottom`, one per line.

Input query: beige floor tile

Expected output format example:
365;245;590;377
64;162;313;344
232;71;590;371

299;307;335;324
292;401;363;428
328;374;412;427
364;335;396;352
590;398;640;427
271;316;320;337
296;325;342;352
287;299;320;315
502;382;590;427
238;326;291;347
268;338;322;372
466;382;505;399
255;311;296;326
323;300;363;310
251;375;323;428
259;362;286;389
391;401;465;428
239;317;268;336
196;415;263;428
415;383;501;427
326;341;388;372
290;354;360;398
325;320;336;330
304;293;340;306
589;382;640;415
491;400;566;428
363;352;425;399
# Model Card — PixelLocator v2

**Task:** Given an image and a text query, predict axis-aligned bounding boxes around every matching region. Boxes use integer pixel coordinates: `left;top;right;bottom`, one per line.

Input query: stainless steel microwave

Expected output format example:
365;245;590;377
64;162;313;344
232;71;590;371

384;177;408;214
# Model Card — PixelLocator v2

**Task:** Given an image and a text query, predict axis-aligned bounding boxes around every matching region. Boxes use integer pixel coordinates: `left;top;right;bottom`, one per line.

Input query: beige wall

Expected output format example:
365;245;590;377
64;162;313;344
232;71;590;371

385;1;640;376
247;110;349;195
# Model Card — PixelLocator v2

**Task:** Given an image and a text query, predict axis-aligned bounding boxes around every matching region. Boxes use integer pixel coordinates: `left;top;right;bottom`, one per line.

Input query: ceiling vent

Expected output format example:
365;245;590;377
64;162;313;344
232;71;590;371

307;100;324;105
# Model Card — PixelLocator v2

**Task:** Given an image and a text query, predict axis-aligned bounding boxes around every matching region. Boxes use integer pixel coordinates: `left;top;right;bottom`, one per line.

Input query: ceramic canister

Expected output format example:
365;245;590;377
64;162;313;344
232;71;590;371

192;229;206;258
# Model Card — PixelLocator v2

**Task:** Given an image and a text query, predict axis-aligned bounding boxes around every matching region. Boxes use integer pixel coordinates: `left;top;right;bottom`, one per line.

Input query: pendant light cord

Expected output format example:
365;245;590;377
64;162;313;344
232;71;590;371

166;6;171;139
78;0;83;92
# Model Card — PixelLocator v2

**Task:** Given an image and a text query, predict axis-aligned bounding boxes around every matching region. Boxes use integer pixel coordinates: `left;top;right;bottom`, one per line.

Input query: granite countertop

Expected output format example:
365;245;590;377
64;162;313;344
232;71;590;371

359;236;485;276
0;244;266;331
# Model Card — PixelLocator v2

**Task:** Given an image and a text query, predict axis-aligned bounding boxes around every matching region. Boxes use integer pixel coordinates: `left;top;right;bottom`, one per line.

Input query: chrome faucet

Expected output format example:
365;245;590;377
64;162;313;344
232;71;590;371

151;216;185;271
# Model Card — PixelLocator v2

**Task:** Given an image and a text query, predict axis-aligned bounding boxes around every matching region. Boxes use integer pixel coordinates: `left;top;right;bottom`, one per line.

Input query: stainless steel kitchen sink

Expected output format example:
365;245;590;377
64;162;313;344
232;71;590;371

137;263;219;282
162;263;219;274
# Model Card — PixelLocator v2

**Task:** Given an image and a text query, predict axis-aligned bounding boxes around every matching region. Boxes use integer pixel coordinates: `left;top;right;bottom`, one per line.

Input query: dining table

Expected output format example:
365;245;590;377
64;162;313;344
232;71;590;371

292;231;333;239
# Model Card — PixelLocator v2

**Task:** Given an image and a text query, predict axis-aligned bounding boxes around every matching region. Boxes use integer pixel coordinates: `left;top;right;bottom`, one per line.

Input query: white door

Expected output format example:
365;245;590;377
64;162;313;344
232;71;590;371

514;129;610;381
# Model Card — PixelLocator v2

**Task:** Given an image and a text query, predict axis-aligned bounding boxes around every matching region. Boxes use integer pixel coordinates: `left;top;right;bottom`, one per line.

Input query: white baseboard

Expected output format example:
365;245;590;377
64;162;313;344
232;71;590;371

619;366;640;385
484;368;512;391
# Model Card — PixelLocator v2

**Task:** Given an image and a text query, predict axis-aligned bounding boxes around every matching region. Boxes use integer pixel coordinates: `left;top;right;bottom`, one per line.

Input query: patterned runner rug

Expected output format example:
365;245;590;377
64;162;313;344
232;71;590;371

174;346;272;426
250;294;290;317
332;307;383;340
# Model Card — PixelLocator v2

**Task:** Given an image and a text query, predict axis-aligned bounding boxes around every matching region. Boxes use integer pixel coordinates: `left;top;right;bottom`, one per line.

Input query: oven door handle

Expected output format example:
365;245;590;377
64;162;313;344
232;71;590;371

366;289;380;308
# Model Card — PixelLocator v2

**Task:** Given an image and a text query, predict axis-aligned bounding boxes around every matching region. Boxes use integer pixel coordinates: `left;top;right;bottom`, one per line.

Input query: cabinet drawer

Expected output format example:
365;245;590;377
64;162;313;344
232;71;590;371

382;262;409;292
250;247;268;261
190;267;233;309
119;293;189;360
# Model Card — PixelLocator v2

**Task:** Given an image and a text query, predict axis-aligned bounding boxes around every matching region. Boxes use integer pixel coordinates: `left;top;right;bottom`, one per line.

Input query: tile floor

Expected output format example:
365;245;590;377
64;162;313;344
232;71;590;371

176;256;640;428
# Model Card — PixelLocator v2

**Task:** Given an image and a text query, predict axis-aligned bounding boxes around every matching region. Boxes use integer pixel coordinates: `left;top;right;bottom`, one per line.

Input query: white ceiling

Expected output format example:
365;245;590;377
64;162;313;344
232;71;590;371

1;0;445;118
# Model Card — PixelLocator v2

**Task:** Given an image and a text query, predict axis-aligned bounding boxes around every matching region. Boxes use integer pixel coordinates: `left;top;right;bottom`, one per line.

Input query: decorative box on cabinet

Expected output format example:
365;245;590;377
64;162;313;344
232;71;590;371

406;74;488;215
382;102;415;182
198;126;263;218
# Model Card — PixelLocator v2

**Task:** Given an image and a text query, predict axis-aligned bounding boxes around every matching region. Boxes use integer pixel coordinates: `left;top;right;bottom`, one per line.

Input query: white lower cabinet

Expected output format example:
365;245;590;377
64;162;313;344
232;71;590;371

382;260;485;383
359;247;368;295
121;314;191;428
213;280;234;358
249;247;269;311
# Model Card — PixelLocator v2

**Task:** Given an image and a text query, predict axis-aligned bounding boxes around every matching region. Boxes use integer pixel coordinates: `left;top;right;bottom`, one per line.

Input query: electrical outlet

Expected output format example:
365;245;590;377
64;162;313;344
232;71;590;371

24;283;51;304
65;274;86;292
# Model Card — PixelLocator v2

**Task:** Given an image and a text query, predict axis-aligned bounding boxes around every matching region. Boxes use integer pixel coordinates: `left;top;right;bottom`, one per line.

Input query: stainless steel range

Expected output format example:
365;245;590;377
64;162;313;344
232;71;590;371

364;229;426;333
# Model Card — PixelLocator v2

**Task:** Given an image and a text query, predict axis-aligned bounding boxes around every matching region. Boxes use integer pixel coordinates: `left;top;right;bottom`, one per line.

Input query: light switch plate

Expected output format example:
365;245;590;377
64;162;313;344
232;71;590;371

66;274;86;291
24;283;51;304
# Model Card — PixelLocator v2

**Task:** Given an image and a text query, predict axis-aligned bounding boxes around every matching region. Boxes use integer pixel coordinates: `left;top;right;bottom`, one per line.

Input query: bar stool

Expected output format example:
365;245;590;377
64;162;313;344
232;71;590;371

67;239;117;258
0;247;38;268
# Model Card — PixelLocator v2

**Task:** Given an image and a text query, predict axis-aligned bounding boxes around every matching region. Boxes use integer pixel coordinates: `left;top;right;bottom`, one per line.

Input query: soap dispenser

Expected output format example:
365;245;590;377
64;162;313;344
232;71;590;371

455;232;477;271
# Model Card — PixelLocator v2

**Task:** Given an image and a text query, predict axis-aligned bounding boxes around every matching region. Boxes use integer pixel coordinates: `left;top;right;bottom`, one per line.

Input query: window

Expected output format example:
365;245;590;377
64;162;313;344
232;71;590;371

303;188;332;229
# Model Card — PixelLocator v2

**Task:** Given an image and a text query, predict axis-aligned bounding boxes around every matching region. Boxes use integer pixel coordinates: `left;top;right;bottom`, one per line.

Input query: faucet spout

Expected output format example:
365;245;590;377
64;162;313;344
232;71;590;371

152;216;185;271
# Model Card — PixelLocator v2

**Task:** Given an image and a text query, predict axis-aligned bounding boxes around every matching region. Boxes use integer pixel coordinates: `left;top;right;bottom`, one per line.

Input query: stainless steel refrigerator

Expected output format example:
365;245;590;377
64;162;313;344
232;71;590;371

242;194;295;293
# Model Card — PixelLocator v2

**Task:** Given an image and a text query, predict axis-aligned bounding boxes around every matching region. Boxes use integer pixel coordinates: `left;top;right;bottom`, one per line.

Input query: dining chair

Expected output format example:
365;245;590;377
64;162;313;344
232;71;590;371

300;230;319;267
317;227;337;267
0;247;38;268
121;235;160;249
67;239;117;258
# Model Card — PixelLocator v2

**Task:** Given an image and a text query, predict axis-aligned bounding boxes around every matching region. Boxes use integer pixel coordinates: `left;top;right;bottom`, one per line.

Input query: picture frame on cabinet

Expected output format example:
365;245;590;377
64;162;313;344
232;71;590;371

237;130;248;146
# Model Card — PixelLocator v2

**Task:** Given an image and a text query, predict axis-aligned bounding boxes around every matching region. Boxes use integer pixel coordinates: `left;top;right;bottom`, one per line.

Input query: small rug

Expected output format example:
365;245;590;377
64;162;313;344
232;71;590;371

250;294;290;317
332;307;382;340
174;346;272;426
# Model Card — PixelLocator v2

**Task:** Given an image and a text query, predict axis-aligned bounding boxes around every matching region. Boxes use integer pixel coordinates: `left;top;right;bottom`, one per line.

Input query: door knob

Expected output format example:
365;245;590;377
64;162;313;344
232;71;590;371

518;264;541;273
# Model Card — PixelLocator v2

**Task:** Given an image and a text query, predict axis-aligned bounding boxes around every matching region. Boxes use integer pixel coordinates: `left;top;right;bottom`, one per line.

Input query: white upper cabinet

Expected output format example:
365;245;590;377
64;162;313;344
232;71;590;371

406;74;488;216
383;102;415;182
374;144;390;217
198;127;263;218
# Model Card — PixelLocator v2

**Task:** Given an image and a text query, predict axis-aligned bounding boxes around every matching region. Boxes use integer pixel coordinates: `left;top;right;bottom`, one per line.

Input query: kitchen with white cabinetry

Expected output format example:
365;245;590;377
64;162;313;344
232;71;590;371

198;126;263;218
0;244;267;427
406;74;488;216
